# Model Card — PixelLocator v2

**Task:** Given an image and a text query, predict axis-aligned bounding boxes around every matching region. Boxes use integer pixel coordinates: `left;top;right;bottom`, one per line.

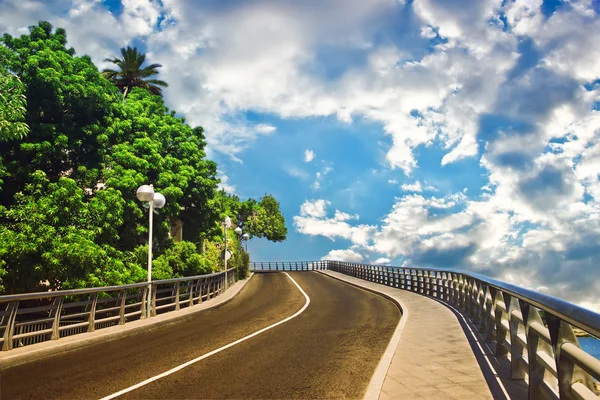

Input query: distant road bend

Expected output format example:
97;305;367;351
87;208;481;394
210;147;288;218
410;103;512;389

2;272;401;399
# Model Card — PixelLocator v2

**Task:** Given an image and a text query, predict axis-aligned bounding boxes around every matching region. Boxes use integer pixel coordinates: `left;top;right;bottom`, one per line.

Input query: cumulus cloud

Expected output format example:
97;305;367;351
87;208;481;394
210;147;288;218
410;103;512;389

401;181;423;192
304;149;315;163
373;257;391;265
120;0;162;37
0;0;129;68
322;249;364;262
217;172;236;194
294;200;376;246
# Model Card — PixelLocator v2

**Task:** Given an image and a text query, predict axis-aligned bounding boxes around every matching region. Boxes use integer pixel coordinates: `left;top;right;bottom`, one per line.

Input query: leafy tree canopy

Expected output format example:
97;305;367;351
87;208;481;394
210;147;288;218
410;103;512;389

0;22;286;293
0;46;29;141
217;191;287;242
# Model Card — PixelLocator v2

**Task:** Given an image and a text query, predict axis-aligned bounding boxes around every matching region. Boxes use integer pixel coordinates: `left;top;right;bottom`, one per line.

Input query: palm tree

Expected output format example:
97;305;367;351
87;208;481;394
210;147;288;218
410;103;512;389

102;46;168;100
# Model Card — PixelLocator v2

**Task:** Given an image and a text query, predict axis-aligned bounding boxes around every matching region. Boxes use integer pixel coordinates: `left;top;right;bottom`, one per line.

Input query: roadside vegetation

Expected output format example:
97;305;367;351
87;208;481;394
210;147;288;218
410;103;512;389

0;22;286;293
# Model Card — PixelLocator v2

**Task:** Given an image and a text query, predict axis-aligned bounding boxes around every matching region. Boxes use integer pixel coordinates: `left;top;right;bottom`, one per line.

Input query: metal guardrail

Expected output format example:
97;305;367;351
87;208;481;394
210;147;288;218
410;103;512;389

250;261;327;271
326;261;600;400
0;268;237;351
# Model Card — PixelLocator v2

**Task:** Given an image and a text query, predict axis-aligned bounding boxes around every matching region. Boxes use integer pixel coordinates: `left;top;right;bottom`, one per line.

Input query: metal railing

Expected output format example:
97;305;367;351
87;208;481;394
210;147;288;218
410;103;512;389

0;268;237;351
326;261;600;400
250;261;327;271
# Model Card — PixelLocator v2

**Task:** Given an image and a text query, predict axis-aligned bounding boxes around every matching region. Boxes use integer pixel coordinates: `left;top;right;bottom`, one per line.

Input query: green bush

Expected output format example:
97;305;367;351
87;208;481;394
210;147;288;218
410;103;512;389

235;251;250;280
152;241;213;279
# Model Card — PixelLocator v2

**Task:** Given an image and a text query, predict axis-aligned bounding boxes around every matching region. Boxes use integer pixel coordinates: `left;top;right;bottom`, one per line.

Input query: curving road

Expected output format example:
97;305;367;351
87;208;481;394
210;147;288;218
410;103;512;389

1;272;400;399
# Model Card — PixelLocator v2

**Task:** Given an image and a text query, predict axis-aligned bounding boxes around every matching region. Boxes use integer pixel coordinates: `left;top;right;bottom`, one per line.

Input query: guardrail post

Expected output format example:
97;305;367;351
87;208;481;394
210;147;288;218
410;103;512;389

197;279;204;304
2;301;19;350
87;293;98;332
495;291;509;357
151;284;157;317
526;307;553;398
547;316;595;399
187;280;195;307
141;286;149;319
118;289;126;325
508;297;527;380
50;297;64;340
466;279;476;318
475;282;485;326
486;286;498;342
174;282;181;311
480;285;491;333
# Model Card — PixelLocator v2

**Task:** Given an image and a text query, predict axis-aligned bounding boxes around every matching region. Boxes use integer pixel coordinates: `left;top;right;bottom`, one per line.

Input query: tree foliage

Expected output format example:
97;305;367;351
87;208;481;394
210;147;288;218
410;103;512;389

0;46;29;141
217;191;287;242
0;22;287;293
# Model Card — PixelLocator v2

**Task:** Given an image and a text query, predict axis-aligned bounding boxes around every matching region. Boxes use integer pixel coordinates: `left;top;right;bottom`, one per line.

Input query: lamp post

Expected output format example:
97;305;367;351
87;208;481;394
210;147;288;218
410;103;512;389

223;216;231;290
242;233;249;252
136;185;166;318
234;226;243;247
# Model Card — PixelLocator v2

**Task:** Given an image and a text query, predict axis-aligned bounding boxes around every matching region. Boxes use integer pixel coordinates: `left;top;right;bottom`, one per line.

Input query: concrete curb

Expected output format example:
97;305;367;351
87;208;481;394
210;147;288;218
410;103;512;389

317;270;408;400
0;274;254;369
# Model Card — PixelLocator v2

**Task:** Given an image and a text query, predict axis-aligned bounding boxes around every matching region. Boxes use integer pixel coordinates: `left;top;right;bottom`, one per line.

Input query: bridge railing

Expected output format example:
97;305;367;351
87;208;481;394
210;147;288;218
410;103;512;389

0;268;236;351
250;261;327;271
326;260;600;399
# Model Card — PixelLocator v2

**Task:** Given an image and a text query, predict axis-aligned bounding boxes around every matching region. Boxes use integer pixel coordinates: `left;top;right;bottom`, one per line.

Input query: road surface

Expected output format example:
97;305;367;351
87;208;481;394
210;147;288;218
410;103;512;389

1;272;400;399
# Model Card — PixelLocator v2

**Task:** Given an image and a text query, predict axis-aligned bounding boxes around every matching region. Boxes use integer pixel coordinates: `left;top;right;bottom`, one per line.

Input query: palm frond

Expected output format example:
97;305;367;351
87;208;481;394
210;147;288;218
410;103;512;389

104;46;169;99
145;79;169;87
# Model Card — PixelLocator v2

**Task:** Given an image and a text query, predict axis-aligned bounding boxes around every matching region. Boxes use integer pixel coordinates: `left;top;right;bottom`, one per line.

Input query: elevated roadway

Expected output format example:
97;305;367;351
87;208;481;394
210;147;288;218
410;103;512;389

1;272;400;399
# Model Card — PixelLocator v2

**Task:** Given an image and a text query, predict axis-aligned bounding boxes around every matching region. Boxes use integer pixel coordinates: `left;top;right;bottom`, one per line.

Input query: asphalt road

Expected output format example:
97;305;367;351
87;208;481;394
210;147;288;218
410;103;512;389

1;272;400;399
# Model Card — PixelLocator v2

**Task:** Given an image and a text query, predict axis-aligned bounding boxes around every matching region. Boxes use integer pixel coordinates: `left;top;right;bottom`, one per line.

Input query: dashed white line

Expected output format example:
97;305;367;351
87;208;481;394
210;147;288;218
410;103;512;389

99;272;310;400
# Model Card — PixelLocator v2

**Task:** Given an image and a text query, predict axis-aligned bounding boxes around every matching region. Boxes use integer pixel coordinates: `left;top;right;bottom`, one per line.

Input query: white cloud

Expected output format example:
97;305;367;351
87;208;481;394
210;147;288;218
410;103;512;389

373;257;391;265
312;165;333;189
120;0;162;37
322;249;364;262
304;149;315;163
388;179;398;184
217;172;236;193
294;200;376;246
401;181;423;192
0;0;129;69
299;199;330;218
255;124;277;134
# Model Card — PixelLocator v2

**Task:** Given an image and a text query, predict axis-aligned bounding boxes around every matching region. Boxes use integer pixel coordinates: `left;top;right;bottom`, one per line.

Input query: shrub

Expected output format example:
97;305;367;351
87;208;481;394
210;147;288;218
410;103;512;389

236;251;250;279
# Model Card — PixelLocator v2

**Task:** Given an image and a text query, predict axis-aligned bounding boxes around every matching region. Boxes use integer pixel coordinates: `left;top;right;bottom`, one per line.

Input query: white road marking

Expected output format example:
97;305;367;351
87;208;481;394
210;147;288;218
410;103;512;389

99;272;310;400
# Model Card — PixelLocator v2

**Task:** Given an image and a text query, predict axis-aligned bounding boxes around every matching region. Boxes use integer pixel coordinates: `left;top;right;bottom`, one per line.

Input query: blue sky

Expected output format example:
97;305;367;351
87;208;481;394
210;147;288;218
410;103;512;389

0;0;599;310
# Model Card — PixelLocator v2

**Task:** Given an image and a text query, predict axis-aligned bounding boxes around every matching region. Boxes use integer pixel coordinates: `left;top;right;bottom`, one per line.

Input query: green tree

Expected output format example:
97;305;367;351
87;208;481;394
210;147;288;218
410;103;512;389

0;22;286;293
246;194;287;242
0;171;144;292
0;22;119;204
102;46;168;100
0;47;29;141
101;89;219;251
216;191;287;242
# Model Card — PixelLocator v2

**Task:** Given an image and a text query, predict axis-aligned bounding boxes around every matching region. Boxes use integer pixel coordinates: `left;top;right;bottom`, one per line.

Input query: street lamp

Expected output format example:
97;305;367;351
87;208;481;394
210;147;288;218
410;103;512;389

234;227;243;256
136;185;166;318
242;233;249;252
223;216;232;290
